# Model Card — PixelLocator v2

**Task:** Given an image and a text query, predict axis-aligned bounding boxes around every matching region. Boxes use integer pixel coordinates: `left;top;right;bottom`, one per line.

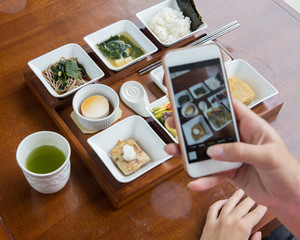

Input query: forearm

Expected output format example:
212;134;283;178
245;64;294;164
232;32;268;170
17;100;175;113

269;171;300;239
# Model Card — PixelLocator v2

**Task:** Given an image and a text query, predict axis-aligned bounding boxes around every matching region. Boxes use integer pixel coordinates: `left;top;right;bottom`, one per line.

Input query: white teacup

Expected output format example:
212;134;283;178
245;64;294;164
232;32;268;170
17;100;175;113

16;131;71;194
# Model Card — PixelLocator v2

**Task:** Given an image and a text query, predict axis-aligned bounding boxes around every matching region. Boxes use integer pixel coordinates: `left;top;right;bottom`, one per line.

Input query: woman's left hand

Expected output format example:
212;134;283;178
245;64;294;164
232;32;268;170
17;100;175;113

200;189;267;240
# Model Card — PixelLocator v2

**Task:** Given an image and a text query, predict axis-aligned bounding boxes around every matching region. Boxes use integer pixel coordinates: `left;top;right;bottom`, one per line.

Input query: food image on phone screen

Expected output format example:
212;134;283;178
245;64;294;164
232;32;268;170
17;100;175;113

169;58;238;163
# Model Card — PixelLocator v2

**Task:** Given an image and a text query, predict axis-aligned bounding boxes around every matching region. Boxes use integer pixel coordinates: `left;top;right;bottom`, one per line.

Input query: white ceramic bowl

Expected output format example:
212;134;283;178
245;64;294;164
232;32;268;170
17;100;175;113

150;59;278;108
87;115;172;183
225;59;278;108
146;95;178;143
28;43;105;98
72;84;119;131
84;20;158;71
136;0;207;47
16;131;71;194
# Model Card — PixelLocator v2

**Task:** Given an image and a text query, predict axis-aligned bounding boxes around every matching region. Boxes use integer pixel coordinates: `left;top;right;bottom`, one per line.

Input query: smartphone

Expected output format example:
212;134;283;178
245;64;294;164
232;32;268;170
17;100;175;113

163;44;241;178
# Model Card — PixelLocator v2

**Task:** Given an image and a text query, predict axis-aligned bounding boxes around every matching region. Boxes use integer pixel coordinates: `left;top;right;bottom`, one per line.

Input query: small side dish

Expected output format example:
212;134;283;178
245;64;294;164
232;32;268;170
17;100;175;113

205;105;232;131
191;123;205;141
148;7;191;44
189;82;209;99
110;138;150;176
28;43;104;98
97;33;145;68
148;0;203;43
228;75;254;105
136;0;207;47
175;90;193;107
205;75;221;90
181;103;198;118
151;101;177;139
84;20;158;71
43;57;90;95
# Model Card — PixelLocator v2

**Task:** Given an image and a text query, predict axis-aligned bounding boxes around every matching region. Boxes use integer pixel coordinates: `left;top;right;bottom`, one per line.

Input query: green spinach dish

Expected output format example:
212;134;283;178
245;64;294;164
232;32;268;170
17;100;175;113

97;33;145;68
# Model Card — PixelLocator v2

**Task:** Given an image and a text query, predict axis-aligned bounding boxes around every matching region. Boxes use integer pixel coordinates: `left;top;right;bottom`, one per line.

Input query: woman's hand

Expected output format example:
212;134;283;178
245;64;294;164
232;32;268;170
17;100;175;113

165;100;300;209
200;189;267;240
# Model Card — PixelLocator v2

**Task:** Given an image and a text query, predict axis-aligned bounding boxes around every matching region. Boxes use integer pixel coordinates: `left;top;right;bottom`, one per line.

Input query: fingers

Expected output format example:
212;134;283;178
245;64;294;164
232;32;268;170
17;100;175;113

166;116;176;129
243;205;267;226
231;197;256;218
206;199;227;224
164;143;181;156
219;189;245;217
250;231;262;240
206;142;272;169
187;170;237;191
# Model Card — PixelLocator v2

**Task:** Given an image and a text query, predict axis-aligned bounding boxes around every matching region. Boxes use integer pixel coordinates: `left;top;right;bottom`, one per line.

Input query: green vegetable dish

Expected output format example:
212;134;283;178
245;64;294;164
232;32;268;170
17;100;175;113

97;33;145;68
43;57;90;94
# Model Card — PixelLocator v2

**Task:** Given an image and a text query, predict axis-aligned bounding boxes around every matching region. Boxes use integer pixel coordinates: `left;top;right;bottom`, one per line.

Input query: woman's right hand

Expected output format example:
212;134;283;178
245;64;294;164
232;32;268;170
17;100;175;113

165;100;300;238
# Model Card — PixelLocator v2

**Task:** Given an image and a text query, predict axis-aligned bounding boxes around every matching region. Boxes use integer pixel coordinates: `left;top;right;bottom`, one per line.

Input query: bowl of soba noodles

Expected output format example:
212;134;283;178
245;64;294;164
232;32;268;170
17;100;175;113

28;43;105;98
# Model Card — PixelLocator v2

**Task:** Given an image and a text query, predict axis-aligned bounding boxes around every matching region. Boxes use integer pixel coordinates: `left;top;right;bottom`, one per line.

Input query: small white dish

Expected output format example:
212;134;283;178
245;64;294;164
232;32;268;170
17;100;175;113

175;89;193;107
87;115;172;183
181;103;199;118
189;82;210;99
28;43;105;98
146;95;178;143
225;59;278;108
182;115;213;145
151;59;278;109
119;81;150;117
204;75;222;91
204;103;232;131
84;20;158;71
72;84;119;131
136;0;207;47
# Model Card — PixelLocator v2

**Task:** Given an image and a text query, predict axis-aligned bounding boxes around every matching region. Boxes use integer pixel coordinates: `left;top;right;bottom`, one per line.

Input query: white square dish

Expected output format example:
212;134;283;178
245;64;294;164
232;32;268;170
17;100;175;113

150;59;278;109
84;20;158;72
28;43;105;98
136;0;207;47
225;59;278;108
87;115;172;183
182;115;212;145
189;82;210;99
146;96;178;143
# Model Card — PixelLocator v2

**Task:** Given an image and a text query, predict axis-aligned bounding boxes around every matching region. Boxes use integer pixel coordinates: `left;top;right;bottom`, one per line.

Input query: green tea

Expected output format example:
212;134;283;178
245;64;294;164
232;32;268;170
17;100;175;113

26;145;66;174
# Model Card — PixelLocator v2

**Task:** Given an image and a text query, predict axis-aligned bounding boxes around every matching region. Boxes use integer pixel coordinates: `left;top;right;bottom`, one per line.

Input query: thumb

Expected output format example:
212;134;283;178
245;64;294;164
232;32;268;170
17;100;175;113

207;142;272;169
250;231;262;240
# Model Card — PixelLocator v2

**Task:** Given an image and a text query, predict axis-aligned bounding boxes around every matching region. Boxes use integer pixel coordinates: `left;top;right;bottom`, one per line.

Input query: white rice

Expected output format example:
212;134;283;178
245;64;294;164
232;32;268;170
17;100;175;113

148;7;191;43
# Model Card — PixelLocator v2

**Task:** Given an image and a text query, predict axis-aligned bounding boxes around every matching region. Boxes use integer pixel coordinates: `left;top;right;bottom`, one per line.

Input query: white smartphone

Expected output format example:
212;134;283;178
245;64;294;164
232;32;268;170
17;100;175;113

163;44;242;178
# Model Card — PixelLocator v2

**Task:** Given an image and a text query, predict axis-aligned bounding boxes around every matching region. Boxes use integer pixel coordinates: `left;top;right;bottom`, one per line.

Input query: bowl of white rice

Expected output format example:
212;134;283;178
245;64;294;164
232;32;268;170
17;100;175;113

136;0;207;47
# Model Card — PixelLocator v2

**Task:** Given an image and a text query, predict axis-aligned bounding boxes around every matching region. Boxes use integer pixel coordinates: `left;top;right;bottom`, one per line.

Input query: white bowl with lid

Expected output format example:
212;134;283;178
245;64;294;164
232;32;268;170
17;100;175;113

72;84;119;131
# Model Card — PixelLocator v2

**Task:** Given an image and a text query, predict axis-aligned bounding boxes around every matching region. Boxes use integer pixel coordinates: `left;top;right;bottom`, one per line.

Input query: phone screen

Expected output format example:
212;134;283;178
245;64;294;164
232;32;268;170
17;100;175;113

169;58;238;163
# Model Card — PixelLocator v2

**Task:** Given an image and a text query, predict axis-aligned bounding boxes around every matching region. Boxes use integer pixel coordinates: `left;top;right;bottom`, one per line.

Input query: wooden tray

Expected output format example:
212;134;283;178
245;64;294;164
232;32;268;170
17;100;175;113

23;28;283;209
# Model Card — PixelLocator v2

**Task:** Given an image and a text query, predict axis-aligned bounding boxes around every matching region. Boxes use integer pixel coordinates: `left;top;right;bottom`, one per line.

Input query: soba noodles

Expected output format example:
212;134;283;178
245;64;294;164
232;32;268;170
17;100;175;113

43;57;90;94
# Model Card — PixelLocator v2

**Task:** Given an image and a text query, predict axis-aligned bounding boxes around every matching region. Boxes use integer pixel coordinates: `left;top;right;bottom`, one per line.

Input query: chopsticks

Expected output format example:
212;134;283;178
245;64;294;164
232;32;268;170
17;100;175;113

138;20;240;76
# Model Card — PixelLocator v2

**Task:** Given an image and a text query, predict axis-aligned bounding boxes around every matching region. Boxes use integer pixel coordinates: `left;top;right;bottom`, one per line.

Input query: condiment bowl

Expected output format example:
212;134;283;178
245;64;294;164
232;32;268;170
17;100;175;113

28;43;105;98
136;0;207;47
84;20;158;71
72;84;119;131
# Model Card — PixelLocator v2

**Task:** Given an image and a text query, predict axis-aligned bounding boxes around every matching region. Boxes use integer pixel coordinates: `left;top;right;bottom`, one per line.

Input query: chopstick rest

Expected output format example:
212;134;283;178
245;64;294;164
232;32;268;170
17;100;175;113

120;81;150;118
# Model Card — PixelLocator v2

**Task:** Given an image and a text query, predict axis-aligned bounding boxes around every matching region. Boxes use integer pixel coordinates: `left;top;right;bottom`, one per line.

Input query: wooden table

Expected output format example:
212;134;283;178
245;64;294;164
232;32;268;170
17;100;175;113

0;0;299;239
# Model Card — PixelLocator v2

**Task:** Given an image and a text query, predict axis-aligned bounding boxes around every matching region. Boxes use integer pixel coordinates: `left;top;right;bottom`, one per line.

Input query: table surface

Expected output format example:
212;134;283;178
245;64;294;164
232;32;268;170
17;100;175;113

1;0;299;239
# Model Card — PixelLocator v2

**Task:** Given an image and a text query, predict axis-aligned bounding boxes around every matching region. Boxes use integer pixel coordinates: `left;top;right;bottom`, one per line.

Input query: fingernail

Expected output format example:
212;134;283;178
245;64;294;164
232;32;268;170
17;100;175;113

236;188;244;196
187;182;191;189
207;146;223;157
